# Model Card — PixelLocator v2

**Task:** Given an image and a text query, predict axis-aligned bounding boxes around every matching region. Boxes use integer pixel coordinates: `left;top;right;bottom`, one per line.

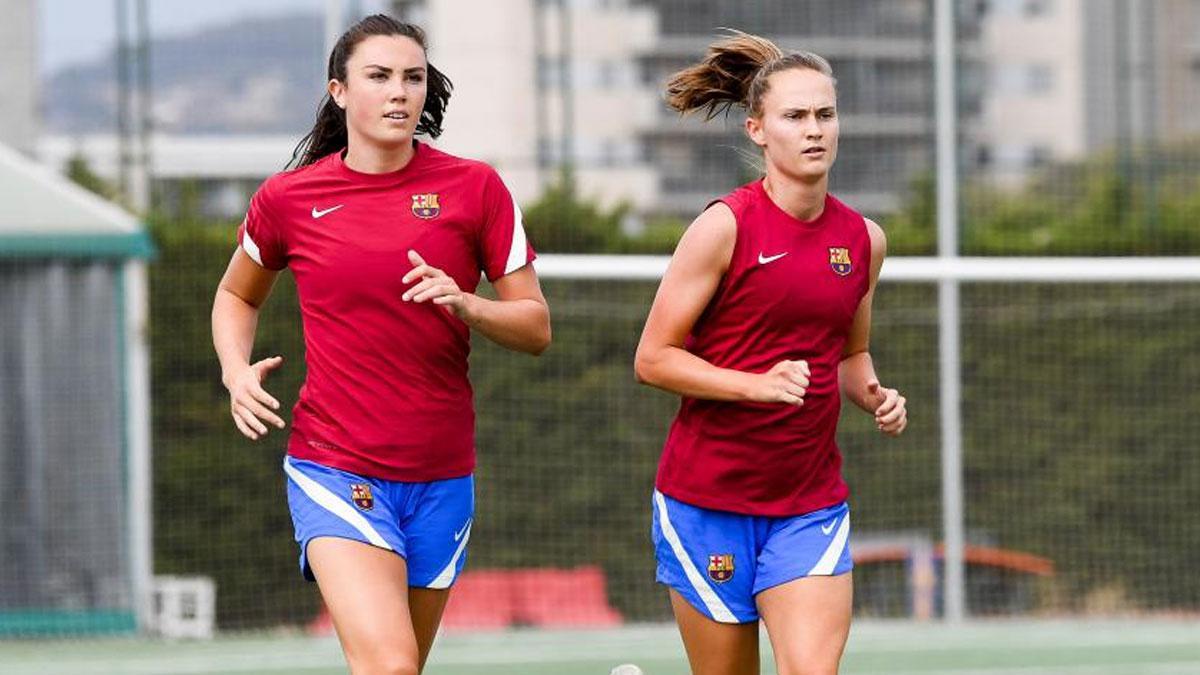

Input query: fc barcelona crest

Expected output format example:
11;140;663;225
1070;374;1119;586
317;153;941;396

708;554;735;583
411;193;441;219
350;483;374;511
829;247;852;276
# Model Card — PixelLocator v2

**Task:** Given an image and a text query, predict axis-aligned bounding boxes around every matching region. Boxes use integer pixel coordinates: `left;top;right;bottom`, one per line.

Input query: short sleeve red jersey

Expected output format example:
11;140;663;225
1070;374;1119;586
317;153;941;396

655;180;872;516
237;142;536;480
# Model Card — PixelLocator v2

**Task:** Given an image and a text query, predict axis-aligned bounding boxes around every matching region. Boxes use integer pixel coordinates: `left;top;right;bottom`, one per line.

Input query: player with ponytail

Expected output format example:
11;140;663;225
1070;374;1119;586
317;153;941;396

636;31;907;674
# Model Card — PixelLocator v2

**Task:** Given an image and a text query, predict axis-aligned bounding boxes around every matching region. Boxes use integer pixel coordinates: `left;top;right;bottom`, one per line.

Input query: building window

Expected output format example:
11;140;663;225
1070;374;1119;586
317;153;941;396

597;61;616;89
989;0;1052;16
536;57;560;90
992;63;1054;95
1027;64;1054;94
993;64;1021;93
1028;145;1051;167
1024;0;1052;17
990;0;1021;15
537;138;559;168
600;140;617;167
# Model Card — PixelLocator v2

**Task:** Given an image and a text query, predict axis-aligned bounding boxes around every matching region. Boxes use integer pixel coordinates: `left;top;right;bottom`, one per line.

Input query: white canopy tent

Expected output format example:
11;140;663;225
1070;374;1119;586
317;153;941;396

0;142;153;635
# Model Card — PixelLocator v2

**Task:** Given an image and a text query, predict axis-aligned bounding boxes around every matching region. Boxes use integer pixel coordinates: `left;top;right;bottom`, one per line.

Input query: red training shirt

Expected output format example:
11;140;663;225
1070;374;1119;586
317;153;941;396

655;180;872;516
237;142;536;480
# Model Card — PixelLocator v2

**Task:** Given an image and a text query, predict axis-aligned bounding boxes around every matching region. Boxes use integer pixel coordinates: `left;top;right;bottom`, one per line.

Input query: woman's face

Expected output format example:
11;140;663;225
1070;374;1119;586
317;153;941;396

330;34;428;152
746;68;840;183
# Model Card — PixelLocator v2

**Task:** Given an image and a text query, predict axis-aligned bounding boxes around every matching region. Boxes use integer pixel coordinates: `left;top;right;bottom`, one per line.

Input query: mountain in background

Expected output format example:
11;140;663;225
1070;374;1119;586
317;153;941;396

43;13;326;135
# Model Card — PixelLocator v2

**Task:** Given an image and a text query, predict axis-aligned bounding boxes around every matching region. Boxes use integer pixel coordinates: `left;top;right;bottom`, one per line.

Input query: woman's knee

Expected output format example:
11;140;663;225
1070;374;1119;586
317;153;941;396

347;651;420;675
776;655;840;675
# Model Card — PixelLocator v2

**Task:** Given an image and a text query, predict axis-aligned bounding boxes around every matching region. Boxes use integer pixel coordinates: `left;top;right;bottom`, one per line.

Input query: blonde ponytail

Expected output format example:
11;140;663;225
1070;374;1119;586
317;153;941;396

665;29;834;119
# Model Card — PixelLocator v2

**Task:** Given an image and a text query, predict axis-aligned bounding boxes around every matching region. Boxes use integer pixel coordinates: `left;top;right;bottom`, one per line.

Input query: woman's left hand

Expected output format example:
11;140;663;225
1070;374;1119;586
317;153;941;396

868;381;907;437
402;249;471;318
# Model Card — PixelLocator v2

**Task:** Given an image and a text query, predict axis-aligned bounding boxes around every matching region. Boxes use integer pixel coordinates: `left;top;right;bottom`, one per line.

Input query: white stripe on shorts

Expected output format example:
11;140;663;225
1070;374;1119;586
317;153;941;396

426;519;472;589
807;512;851;576
283;457;392;551
654;491;738;623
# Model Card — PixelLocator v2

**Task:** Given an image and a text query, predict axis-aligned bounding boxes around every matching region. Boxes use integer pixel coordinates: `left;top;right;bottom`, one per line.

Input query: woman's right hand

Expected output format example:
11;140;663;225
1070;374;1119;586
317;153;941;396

224;355;286;440
748;359;810;406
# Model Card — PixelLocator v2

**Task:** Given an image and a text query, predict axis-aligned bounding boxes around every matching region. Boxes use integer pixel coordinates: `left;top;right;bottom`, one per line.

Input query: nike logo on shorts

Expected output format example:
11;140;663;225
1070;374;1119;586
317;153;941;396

453;518;472;541
821;518;837;535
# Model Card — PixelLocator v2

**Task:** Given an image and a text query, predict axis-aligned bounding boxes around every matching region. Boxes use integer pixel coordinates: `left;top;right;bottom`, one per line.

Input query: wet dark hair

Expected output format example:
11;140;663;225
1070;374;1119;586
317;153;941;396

665;29;834;119
289;14;453;168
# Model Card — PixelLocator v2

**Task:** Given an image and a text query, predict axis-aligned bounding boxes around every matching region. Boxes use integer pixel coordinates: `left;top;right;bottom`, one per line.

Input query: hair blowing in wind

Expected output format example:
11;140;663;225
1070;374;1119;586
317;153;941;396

665;30;834;119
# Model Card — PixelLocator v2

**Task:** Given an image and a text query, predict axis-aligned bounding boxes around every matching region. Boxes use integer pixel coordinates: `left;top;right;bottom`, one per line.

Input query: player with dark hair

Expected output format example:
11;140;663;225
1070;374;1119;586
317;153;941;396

212;15;550;674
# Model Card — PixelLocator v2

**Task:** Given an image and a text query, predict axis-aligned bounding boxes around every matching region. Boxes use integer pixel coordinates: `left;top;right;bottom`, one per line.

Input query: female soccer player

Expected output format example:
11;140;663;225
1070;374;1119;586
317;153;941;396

634;32;907;675
211;15;550;674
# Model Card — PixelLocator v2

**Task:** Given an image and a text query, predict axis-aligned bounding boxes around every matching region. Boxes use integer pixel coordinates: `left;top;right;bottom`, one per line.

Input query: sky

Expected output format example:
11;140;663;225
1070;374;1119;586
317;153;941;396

37;0;389;74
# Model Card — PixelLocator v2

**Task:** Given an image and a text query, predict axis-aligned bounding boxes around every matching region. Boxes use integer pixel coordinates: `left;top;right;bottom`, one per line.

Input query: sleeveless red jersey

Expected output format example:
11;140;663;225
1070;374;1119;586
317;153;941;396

655;180;872;516
237;142;535;480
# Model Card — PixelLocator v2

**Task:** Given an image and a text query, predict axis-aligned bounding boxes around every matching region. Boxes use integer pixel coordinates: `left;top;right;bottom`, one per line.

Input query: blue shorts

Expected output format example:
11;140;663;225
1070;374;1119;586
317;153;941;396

651;490;852;624
283;456;474;589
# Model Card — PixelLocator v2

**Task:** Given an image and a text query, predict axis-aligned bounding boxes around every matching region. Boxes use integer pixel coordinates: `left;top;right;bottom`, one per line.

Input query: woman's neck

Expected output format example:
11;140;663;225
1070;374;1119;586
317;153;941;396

762;170;827;222
343;136;417;174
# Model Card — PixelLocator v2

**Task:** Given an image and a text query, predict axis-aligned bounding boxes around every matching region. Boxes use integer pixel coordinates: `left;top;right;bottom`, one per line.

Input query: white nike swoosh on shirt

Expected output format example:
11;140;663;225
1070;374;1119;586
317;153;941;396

453;518;472;542
821;518;837;535
758;252;788;264
311;204;344;218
